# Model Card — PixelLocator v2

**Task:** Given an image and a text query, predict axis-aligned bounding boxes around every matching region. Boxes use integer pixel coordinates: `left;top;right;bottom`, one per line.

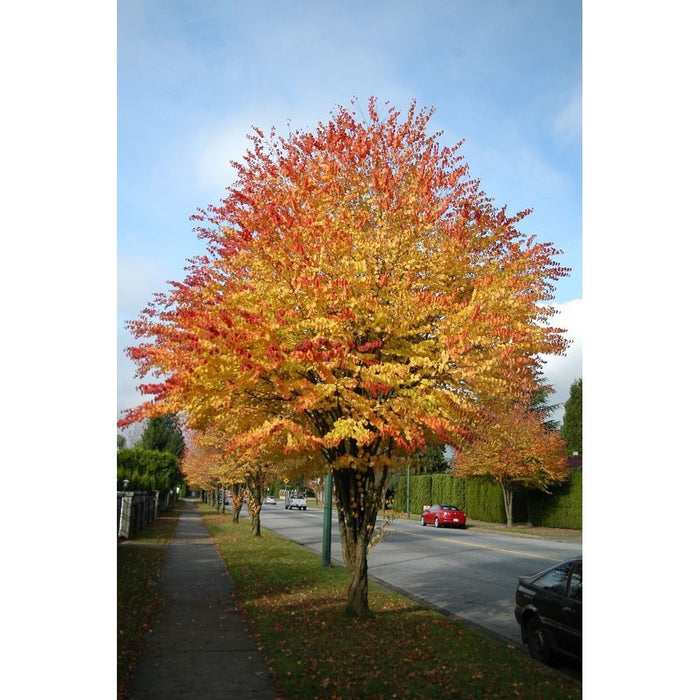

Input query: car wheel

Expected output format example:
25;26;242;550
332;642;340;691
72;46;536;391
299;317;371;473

525;616;555;665
420;515;426;526
434;517;440;528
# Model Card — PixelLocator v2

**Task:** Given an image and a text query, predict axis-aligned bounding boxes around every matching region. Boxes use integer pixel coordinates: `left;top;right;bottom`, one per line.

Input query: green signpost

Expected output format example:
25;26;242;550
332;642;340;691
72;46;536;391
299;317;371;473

321;472;333;566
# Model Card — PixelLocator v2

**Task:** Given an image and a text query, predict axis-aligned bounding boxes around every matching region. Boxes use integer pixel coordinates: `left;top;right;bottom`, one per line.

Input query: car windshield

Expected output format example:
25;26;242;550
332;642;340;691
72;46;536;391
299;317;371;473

441;505;458;510
535;561;574;595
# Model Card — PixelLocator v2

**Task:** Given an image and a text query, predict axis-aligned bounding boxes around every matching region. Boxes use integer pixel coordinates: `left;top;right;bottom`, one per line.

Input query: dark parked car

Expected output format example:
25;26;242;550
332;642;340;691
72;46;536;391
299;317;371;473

514;556;582;665
420;504;467;529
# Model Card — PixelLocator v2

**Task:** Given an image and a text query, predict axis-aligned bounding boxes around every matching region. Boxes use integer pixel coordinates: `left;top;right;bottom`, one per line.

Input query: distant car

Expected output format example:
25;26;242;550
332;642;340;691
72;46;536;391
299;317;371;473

514;556;582;665
285;492;307;510
264;496;276;505
420;504;466;529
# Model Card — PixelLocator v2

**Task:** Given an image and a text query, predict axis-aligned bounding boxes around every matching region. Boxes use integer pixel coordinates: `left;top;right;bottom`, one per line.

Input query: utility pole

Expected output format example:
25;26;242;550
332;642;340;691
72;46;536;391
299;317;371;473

321;472;333;566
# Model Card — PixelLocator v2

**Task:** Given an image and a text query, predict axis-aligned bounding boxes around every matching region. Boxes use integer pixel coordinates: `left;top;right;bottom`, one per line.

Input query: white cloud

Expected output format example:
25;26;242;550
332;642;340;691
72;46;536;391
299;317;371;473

190;103;312;193
117;255;174;422
189;94;414;195
540;298;583;424
553;88;582;145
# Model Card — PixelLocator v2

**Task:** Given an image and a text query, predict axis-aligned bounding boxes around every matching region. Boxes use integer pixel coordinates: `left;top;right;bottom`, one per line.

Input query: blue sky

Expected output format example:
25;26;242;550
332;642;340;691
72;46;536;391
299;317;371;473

117;0;582;426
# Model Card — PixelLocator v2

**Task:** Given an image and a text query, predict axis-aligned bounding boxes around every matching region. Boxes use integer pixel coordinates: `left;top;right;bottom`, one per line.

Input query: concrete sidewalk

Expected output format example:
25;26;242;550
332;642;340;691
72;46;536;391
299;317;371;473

126;500;279;699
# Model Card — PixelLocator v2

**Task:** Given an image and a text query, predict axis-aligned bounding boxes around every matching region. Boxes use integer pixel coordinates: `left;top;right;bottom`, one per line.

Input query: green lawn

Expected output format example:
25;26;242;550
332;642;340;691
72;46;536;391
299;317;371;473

199;504;581;699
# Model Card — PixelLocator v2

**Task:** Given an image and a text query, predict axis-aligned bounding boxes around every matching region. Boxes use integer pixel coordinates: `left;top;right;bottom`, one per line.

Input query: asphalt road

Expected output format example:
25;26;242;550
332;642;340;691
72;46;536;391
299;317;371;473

239;503;582;647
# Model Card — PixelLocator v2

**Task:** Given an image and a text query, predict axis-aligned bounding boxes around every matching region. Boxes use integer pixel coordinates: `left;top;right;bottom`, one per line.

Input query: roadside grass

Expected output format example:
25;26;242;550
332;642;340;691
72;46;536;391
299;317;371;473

117;502;182;698
199;505;581;699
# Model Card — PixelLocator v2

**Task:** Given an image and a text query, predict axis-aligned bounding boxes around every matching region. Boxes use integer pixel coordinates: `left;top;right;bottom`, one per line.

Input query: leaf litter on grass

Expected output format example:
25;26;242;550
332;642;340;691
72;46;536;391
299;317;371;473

200;506;581;699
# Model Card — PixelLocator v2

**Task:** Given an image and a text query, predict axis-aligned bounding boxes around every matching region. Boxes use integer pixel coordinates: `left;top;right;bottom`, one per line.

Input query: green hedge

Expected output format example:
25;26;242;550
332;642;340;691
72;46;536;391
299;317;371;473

527;470;582;529
117;448;182;493
464;478;506;522
392;471;581;529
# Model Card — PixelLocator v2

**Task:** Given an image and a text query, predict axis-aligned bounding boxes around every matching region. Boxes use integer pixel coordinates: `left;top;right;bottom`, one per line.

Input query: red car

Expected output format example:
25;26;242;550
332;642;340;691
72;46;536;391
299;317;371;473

420;504;467;529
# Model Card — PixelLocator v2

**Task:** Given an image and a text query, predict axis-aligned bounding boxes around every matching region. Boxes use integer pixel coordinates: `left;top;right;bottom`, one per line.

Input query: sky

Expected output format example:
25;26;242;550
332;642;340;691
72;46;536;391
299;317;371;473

117;0;583;429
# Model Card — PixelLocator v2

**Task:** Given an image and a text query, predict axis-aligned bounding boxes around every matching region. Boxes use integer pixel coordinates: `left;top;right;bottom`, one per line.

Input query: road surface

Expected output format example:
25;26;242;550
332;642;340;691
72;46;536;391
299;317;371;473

241;503;582;645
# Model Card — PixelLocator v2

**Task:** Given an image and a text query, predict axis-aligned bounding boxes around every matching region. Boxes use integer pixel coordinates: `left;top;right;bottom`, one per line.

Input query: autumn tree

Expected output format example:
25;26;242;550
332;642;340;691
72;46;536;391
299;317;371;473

179;437;220;506
561;377;582;455
231;410;320;535
240;459;276;536
452;404;569;526
182;429;245;520
120;98;569;616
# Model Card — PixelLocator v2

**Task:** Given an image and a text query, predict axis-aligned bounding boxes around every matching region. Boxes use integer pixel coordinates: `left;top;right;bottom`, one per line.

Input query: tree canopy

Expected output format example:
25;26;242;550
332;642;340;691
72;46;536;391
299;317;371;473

451;403;568;526
120;98;569;615
412;444;451;473
139;414;186;458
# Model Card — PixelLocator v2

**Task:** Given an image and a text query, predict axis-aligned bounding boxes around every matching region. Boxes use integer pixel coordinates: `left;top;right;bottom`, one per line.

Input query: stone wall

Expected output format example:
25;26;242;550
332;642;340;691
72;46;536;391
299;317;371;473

118;490;174;538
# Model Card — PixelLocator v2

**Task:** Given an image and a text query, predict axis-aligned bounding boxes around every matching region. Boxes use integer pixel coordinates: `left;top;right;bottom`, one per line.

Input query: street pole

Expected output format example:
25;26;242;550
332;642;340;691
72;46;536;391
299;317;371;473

321;471;333;566
406;464;411;520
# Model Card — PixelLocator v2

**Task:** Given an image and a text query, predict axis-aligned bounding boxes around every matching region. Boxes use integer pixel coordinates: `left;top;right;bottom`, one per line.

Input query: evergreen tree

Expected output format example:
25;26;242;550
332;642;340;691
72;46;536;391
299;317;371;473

561;378;582;455
413;444;450;473
139;414;185;458
529;376;560;431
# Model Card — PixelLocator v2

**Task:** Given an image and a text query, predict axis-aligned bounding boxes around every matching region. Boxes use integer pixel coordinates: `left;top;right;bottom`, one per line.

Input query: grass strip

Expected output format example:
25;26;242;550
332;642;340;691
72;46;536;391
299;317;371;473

199;504;581;699
117;502;182;698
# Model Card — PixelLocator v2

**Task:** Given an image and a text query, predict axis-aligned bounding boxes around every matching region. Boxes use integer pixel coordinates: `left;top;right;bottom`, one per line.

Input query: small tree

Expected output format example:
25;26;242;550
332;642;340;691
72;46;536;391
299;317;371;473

452;405;568;526
181;430;244;521
242;461;274;536
561;377;582;455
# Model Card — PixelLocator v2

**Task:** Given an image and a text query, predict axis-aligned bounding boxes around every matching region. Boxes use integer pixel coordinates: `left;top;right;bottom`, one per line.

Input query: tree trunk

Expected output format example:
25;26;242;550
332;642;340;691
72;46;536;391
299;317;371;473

245;477;264;537
231;484;244;524
501;481;514;528
333;464;388;617
249;498;261;536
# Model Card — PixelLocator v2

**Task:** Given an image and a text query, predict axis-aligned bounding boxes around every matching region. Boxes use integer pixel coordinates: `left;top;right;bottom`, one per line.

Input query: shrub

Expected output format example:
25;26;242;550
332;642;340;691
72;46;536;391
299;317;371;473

527;470;582;529
116;448;182;493
464;478;506;522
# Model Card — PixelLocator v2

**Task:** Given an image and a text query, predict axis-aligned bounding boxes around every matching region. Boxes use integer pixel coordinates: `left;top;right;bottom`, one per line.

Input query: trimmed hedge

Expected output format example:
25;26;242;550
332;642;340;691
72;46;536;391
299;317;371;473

527;470;582;529
393;471;581;529
464;478;506;523
117;448;182;494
